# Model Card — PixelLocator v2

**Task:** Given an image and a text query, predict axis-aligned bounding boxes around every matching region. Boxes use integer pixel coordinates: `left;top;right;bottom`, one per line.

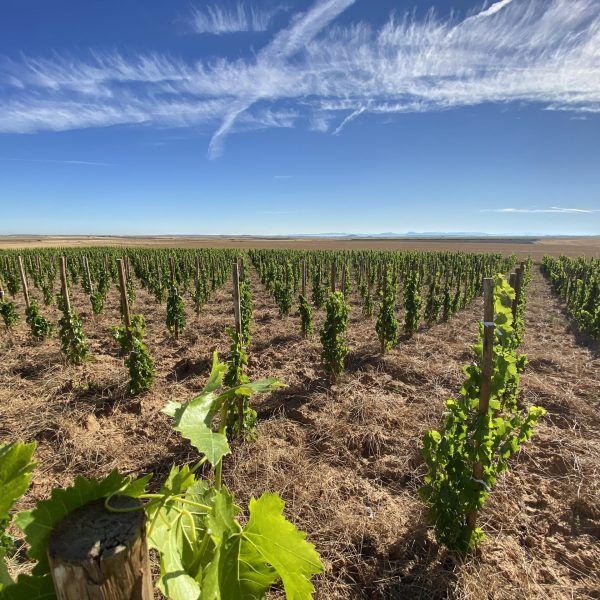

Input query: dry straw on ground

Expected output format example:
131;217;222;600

1;265;598;599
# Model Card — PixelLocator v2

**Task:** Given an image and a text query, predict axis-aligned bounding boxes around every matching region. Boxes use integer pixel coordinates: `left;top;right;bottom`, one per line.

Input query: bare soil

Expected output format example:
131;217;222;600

1;235;599;259
1;264;598;599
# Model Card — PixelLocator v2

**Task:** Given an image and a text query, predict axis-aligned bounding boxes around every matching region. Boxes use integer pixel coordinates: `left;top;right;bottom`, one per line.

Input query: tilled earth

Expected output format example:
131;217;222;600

1;264;598;599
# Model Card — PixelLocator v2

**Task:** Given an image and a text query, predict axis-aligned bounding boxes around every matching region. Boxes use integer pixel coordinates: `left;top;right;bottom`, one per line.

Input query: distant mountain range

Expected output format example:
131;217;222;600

290;232;493;238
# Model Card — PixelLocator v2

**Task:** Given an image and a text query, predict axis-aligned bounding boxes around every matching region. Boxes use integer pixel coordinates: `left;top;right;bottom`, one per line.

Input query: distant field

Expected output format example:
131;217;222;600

1;235;599;259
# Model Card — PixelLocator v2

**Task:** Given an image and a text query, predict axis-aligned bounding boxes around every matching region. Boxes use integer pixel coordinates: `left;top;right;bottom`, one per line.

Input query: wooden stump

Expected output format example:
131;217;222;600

48;496;152;600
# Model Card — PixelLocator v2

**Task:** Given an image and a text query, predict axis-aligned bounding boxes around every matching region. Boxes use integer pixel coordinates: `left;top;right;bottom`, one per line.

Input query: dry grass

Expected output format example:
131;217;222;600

1;265;598;599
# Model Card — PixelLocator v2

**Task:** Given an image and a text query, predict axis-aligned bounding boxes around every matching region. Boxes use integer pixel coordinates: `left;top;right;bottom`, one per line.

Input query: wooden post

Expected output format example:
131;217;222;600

48;497;153;600
156;256;162;290
17;255;30;309
232;262;242;339
35;255;42;286
380;265;387;354
195;256;201;285
301;260;306;297
59;257;71;314
513;266;524;320
117;259;131;329
467;277;494;531
341;263;346;296
331;261;336;294
83;256;93;294
169;257;175;286
168;257;179;339
232;261;243;431
238;256;245;282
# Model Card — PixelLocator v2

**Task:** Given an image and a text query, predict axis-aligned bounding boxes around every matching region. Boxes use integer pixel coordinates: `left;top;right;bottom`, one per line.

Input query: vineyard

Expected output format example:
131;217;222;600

0;246;598;599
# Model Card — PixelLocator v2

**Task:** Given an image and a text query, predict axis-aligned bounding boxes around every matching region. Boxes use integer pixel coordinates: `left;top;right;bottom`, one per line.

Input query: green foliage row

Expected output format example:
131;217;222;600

420;274;544;553
320;291;349;379
542;255;599;339
111;314;155;395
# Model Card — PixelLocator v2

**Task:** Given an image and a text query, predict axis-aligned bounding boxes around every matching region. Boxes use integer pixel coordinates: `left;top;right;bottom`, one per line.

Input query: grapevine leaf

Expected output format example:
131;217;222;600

199;489;244;600
14;470;142;575
203;352;228;394
162;391;229;468
0;441;37;520
0;548;12;589
148;467;214;600
121;473;153;498
217;378;285;402
154;529;201;600
0;574;55;599
223;493;323;600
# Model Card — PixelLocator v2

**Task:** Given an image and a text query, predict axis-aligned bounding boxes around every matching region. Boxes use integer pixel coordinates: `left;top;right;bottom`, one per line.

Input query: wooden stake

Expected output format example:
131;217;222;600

232;262;242;338
341;263;346;296
167;257;180;339
232;261;244;431
156;256;162;289
380;265;388;355
117;259;131;329
17;255;30;309
169;257;175;286
513;266;524;321
331;261;336;294
238;256;245;282
59;256;71;314
83;256;93;294
301;260;306;297
195;256;201;284
467;277;494;531
48;497;153;600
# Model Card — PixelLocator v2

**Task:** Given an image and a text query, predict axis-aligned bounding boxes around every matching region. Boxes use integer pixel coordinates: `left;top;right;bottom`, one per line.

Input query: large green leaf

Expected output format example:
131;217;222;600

148;467;214;600
217;378;285;402
162;352;231;467
0;574;55;599
0;548;12;590
14;470;149;575
198;489;247;600
163;391;230;468
203;352;229;394
220;493;323;600
0;441;36;521
163;355;284;468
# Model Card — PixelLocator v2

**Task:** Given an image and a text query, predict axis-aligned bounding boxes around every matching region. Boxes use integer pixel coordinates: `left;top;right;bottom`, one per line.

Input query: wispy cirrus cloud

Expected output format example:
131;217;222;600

0;0;599;157
0;157;113;166
485;207;600;214
189;3;285;35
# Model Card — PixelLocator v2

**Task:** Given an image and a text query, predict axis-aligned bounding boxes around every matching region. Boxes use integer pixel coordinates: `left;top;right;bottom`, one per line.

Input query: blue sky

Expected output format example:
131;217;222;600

0;0;599;236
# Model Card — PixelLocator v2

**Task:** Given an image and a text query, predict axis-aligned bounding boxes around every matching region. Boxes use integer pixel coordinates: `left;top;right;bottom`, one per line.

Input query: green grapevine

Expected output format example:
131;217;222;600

299;293;313;337
375;267;398;353
320;291;349;379
0;296;19;330
58;308;88;365
403;271;422;337
25;300;53;341
420;274;544;553
166;284;186;338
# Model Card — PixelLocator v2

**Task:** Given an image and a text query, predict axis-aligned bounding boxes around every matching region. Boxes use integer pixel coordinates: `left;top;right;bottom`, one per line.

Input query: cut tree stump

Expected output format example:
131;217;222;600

48;496;152;600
